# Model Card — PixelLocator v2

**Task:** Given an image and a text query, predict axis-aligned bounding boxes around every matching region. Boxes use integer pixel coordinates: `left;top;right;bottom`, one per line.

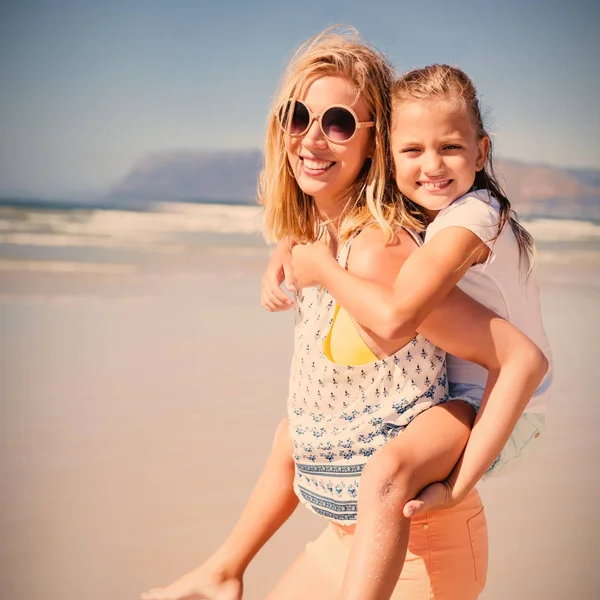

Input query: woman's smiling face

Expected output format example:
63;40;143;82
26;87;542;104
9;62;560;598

285;75;374;209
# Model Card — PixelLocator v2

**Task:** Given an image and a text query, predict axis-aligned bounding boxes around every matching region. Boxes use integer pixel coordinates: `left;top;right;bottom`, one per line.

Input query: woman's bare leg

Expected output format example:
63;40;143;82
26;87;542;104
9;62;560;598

266;548;338;600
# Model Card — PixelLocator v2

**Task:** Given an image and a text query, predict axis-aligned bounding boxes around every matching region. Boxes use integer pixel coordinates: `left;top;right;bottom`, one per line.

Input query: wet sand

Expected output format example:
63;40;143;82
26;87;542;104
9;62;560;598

1;250;598;599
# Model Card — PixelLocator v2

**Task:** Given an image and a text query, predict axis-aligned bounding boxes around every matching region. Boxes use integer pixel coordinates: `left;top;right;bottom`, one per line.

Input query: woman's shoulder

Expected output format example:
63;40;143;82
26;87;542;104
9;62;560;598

353;225;419;254
348;226;419;283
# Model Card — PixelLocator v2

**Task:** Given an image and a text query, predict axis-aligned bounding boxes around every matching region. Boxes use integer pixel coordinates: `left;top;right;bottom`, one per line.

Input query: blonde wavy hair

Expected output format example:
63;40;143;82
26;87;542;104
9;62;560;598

393;64;535;270
259;26;422;244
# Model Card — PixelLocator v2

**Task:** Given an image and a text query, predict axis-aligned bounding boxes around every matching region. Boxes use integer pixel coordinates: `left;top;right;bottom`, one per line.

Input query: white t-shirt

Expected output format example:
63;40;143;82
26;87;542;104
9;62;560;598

425;190;553;413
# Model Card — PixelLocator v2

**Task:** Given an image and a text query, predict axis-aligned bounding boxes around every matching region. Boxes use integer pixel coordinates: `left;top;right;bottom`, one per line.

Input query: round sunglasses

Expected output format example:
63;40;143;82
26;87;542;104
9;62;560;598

280;99;375;143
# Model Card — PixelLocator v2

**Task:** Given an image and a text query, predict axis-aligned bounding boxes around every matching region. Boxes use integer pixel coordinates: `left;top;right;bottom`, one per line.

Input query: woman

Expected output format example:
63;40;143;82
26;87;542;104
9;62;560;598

142;27;546;600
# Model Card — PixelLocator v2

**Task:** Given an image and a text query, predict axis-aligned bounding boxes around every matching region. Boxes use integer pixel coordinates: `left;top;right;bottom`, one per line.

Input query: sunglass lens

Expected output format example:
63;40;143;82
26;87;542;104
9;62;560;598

322;107;356;142
290;101;310;135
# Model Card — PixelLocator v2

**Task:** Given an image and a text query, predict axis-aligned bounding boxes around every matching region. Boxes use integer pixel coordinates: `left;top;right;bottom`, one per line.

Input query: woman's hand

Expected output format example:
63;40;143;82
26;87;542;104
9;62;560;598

261;239;296;312
403;480;463;518
141;562;243;600
291;241;335;288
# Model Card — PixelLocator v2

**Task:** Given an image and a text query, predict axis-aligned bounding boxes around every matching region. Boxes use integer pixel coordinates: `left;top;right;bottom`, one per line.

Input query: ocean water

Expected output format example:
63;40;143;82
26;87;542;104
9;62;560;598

1;201;599;277
0;202;267;278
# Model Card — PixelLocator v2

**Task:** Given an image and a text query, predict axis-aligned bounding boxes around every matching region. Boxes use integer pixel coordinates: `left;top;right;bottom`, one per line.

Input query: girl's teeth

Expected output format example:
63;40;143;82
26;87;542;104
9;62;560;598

422;180;450;189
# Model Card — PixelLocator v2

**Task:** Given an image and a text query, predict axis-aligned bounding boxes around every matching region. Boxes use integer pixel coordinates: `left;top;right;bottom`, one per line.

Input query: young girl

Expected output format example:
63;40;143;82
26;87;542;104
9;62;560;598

265;63;553;591
285;64;552;480
143;33;547;600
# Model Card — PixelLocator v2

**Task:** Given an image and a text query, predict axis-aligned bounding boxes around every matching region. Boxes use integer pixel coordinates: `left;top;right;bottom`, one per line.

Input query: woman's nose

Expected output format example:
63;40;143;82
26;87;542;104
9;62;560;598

302;118;327;149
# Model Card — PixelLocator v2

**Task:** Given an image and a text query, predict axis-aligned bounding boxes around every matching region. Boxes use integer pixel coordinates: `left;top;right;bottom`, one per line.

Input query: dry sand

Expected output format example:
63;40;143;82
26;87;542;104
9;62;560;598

0;249;598;600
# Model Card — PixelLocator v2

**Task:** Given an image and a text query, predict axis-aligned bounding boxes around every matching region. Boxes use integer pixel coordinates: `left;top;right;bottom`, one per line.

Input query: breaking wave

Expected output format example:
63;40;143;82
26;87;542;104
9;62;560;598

0;202;598;252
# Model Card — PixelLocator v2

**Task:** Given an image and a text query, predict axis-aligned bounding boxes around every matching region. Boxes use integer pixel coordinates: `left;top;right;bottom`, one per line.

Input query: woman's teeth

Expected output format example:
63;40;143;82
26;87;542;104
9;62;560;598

302;158;334;171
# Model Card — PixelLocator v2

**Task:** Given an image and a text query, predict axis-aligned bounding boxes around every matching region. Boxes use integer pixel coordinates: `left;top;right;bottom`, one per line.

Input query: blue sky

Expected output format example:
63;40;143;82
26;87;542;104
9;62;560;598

1;0;598;197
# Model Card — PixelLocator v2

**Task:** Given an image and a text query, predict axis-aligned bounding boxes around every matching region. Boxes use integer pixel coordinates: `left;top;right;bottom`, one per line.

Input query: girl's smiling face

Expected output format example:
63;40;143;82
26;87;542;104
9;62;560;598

285;75;374;213
391;98;489;220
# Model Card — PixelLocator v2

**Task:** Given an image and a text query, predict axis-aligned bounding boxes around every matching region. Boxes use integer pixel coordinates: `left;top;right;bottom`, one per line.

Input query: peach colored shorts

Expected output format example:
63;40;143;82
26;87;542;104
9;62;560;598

305;488;488;599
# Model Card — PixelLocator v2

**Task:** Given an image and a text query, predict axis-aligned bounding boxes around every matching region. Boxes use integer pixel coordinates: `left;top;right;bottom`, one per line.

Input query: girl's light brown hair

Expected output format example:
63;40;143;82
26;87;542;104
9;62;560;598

259;26;422;244
393;64;535;270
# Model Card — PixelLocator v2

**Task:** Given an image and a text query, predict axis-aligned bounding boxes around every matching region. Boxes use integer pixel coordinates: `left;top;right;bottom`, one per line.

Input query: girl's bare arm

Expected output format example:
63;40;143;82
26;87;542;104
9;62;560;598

291;225;488;338
337;230;545;600
347;229;547;500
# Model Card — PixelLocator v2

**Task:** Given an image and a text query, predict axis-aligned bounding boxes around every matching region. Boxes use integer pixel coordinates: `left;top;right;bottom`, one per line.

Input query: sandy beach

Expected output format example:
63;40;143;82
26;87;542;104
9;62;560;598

1;208;599;599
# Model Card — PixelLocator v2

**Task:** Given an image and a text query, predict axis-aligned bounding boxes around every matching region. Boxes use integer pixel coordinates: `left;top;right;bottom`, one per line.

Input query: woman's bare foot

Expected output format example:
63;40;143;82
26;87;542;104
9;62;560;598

141;563;243;600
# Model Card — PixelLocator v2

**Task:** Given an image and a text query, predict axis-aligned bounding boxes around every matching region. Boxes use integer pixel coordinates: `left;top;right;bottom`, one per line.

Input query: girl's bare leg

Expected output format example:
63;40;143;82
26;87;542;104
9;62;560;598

340;400;476;600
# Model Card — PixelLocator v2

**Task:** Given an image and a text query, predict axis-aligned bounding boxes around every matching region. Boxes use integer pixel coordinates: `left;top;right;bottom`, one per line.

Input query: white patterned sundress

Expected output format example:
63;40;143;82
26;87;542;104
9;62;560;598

288;232;449;523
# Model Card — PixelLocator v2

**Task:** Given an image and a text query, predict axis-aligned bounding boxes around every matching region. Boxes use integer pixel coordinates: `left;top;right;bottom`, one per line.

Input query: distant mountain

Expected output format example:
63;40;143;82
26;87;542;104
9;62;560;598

108;149;263;205
490;159;600;219
565;166;600;189
104;149;599;220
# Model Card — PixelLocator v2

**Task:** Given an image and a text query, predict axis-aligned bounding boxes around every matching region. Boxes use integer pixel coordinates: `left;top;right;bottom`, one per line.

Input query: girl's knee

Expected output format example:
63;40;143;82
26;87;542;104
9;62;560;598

361;447;419;505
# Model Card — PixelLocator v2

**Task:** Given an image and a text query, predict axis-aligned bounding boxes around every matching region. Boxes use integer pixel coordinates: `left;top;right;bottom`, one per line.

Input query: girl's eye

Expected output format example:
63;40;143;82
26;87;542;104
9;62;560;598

401;147;421;154
443;144;462;151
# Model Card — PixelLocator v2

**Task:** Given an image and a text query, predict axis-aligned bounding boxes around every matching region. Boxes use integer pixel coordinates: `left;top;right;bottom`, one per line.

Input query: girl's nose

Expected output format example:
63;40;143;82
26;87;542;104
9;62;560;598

422;151;444;175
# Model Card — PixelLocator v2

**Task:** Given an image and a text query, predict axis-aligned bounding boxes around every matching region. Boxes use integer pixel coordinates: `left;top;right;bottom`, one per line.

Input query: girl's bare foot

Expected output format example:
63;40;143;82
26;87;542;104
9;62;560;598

141;563;243;600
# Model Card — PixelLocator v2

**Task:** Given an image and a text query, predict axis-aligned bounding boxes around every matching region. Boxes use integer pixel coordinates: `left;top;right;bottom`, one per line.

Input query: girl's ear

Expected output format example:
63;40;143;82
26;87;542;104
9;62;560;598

476;136;491;171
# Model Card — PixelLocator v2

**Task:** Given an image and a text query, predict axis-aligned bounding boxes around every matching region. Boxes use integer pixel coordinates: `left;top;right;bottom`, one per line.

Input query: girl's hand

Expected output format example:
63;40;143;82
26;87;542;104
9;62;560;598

291;241;335;288
261;239;297;312
403;480;463;517
141;563;243;600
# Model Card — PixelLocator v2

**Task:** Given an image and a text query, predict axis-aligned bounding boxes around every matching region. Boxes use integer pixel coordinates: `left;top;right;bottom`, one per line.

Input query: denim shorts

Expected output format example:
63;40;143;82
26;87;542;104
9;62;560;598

449;382;546;478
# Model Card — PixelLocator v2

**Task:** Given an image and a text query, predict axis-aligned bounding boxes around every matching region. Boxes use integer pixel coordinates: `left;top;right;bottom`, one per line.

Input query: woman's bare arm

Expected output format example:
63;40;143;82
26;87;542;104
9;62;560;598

262;238;296;312
142;419;298;600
